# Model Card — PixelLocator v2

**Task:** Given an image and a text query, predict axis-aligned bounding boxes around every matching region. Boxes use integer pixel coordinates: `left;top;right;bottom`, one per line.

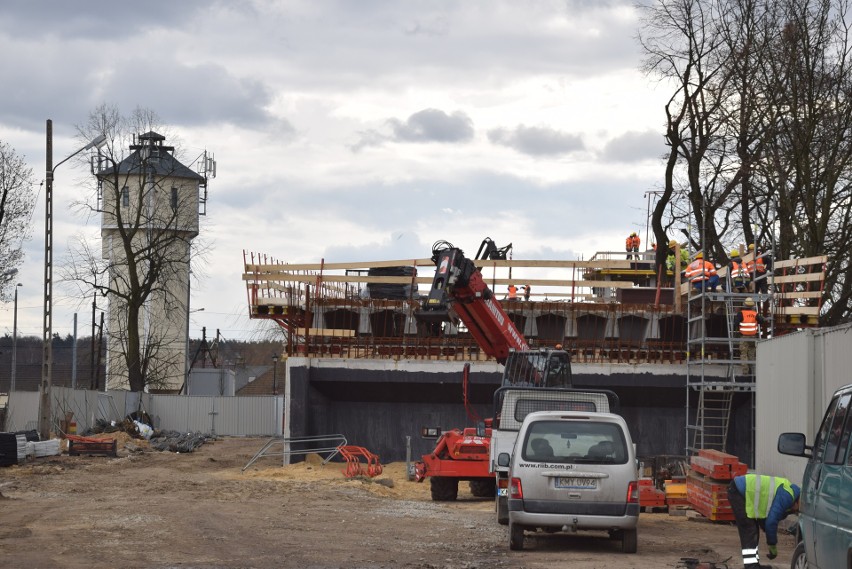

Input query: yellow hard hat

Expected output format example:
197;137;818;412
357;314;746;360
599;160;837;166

695;251;703;259
748;244;755;251
730;249;740;257
744;297;755;306
668;240;678;248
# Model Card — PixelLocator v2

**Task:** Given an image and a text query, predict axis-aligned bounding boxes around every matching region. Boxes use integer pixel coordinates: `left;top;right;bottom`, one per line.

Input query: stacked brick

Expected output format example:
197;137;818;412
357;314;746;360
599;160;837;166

687;449;748;521
639;478;667;510
664;479;688;507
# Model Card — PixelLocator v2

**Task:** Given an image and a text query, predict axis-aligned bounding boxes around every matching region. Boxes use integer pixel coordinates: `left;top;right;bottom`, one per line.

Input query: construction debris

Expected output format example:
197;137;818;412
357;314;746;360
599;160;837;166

85;415;215;454
149;430;216;453
676;558;730;569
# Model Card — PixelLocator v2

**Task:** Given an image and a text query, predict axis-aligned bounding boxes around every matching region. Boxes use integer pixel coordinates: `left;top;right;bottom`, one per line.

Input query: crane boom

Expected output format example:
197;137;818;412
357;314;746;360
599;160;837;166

418;245;528;364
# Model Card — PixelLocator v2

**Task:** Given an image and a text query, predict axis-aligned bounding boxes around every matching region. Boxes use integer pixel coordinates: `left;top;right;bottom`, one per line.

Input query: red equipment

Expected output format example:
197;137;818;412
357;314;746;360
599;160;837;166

414;241;573;500
337;445;383;478
417;241;529;364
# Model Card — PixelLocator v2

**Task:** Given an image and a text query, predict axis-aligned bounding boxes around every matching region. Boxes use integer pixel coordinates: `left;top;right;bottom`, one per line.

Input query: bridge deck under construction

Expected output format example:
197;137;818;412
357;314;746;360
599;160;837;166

242;249;826;364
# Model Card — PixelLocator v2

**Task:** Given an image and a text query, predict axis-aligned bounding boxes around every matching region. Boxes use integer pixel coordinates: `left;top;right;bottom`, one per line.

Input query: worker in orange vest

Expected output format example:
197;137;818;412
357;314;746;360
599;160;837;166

507;284;518;300
746;244;771;294
684;251;719;292
625;232;640;260
734;297;765;376
728;250;749;293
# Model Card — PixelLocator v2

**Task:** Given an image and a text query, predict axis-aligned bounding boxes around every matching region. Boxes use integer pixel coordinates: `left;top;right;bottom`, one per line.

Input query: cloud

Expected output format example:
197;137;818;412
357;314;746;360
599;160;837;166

488;125;585;157
388;109;474;143
350;108;474;151
0;1;210;40
601;130;664;162
99;58;279;130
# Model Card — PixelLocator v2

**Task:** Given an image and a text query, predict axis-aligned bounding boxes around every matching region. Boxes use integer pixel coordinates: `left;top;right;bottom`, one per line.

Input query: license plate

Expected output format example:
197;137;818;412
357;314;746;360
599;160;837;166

497;488;508;496
556;477;596;489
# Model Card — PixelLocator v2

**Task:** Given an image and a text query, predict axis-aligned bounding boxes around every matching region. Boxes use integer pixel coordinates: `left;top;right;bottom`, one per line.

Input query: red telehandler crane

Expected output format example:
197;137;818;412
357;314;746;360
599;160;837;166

413;240;573;500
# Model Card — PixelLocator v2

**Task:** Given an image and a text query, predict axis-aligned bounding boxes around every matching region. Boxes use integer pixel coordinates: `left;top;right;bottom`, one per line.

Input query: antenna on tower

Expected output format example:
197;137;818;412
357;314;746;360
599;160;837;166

196;150;216;216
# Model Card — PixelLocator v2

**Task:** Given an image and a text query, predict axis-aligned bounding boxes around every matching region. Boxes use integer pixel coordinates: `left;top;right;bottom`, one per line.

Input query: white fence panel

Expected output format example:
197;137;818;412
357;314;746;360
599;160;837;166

216;396;282;436
5;390;282;437
4;391;40;432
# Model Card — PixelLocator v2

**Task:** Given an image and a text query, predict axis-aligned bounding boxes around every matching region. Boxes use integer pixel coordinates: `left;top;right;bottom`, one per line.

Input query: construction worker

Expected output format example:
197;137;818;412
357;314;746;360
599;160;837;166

507;284;518;300
666;241;690;275
521;284;531;301
684;251;719;292
728;250;749;293
734;297;765;376
746;244;772;295
625;232;640;260
727;473;800;569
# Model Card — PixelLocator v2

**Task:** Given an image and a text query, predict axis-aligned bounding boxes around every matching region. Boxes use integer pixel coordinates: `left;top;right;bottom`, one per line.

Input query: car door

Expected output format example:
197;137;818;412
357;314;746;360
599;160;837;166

810;392;851;568
839;419;852;569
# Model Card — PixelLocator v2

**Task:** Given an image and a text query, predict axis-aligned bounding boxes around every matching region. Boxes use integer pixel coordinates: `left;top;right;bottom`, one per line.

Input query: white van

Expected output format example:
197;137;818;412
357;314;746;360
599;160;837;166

490;387;619;525
497;410;639;552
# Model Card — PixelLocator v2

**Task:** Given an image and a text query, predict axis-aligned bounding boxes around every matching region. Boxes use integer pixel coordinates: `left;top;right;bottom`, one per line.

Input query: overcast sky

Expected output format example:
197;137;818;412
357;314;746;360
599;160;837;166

0;0;669;343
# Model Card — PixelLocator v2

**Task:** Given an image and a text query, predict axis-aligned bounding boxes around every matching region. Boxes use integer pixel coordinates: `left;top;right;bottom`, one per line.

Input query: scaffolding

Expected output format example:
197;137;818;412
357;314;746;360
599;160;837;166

684;244;827;464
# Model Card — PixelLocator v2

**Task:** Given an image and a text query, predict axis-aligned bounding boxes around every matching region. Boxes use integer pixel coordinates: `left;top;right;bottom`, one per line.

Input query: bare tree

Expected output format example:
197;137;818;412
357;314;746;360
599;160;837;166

0;140;35;298
757;0;852;323
639;0;737;269
62;105;210;392
640;0;852;325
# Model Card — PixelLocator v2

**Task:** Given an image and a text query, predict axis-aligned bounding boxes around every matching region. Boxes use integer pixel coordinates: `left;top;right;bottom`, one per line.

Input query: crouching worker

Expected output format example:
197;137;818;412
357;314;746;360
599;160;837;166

727;474;800;568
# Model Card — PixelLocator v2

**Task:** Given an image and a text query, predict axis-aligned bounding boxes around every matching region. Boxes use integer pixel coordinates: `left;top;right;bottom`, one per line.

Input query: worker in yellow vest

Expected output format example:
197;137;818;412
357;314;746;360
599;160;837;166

727;474;800;568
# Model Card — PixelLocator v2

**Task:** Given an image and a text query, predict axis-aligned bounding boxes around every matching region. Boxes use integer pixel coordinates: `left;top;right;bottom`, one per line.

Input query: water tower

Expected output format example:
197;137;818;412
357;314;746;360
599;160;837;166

97;131;214;392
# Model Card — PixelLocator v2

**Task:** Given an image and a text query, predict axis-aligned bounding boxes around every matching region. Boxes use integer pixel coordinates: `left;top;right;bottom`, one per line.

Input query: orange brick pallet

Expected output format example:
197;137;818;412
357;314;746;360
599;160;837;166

687;450;747;522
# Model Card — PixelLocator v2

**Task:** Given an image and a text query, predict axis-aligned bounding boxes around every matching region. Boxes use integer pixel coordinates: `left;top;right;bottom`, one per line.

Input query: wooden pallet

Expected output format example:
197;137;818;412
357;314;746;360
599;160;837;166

68;439;117;457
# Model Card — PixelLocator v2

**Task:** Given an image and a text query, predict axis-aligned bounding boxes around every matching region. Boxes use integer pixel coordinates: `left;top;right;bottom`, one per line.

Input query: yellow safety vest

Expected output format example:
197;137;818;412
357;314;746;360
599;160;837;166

744;475;795;519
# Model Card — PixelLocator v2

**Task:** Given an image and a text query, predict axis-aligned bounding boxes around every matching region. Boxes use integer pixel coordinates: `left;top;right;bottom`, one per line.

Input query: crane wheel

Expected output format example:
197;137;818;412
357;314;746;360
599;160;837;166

430;476;459;501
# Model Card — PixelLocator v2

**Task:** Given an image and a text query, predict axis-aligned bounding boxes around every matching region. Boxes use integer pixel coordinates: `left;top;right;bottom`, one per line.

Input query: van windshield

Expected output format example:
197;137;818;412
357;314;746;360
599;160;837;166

522;420;628;465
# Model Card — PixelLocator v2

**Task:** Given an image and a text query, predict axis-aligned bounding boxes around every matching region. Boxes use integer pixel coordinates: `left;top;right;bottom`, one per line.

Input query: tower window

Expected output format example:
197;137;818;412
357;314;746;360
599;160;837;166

171;187;178;211
121;187;129;207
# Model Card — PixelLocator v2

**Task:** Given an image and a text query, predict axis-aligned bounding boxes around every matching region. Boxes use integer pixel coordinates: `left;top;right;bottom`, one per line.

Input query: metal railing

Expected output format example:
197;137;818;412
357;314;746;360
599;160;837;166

242;433;348;471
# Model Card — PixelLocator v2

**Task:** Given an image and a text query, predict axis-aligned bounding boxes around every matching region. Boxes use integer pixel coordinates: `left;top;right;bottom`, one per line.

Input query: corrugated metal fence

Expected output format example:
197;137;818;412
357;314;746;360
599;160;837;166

3;387;282;437
757;322;852;483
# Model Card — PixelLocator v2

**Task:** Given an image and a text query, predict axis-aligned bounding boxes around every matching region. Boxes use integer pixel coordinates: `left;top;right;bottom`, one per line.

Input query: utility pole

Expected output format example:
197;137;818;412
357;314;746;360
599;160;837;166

40;119;54;440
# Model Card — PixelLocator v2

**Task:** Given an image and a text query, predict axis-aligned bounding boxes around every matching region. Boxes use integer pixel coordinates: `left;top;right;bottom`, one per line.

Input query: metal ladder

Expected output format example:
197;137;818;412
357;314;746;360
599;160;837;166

686;280;752;455
693;387;734;452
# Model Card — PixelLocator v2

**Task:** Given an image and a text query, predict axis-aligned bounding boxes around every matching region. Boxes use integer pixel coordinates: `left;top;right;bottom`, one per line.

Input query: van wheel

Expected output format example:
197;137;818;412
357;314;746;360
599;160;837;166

621;528;637;553
470;479;496;497
509;521;524;550
790;541;807;569
430;477;458;501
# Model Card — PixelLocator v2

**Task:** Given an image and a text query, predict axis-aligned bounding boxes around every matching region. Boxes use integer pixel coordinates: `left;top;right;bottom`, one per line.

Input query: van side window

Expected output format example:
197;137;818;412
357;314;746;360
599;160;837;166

841;405;852;466
823;393;851;465
814;395;840;462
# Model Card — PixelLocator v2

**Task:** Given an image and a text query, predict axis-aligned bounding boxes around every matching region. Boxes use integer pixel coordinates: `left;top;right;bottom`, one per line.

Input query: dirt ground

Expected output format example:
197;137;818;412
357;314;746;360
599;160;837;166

0;435;798;569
